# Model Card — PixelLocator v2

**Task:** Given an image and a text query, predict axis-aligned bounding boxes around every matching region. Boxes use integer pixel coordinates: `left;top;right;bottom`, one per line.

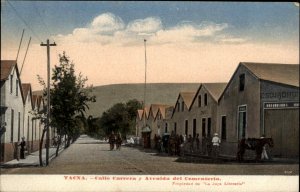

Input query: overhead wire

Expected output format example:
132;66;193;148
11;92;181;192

32;1;60;63
32;1;56;43
6;0;43;43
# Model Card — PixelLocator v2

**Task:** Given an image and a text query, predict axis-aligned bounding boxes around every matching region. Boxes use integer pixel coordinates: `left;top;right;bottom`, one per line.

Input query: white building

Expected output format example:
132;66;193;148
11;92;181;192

22;83;34;153
0;60;25;162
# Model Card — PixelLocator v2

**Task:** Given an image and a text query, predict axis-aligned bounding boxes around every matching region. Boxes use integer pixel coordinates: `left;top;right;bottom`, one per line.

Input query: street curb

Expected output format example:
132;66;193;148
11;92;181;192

0;147;65;169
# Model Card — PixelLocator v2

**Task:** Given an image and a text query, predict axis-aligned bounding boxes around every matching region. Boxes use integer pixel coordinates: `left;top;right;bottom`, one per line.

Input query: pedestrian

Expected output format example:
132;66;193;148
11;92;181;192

19;137;26;159
187;135;193;153
108;131;116;150
154;134;158;150
207;134;213;156
211;133;221;159
202;134;207;155
168;131;176;156
179;134;184;156
157;135;162;152
260;134;272;161
116;133;122;150
195;133;200;152
52;136;58;147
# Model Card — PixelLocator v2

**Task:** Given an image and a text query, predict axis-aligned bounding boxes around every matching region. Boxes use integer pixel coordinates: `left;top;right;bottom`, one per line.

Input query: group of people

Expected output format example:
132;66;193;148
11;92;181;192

108;131;122;150
153;132;222;159
154;132;185;156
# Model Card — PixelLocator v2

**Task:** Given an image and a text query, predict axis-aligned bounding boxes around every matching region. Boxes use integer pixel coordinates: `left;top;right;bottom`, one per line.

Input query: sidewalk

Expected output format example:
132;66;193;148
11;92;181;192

0;146;64;168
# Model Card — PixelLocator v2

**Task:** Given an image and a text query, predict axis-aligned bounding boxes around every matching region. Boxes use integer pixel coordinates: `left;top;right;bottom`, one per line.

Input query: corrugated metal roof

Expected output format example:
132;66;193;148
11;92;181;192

0;60;16;81
242;62;299;87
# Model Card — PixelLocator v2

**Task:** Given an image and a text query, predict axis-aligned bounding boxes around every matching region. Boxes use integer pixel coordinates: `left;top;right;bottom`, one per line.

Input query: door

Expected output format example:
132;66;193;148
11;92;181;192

238;106;247;140
265;109;299;158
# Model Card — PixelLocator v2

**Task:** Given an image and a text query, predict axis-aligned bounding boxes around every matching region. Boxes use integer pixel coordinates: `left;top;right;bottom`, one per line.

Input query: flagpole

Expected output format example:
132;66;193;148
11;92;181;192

143;39;147;127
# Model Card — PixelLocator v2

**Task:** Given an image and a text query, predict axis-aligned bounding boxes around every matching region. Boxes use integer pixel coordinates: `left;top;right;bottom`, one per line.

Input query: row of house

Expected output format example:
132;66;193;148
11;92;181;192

136;62;299;158
0;60;48;163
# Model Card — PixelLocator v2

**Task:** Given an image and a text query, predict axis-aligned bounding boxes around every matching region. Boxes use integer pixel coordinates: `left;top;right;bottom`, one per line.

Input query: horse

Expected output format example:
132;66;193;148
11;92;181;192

237;137;274;162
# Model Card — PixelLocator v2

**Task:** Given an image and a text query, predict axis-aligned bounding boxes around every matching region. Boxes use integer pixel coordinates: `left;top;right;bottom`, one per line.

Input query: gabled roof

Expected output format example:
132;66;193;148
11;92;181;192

148;104;162;119
154;105;171;120
180;92;196;109
136;109;144;121
142;106;150;120
22;83;33;108
190;83;227;109
21;84;31;100
36;95;44;110
1;60;16;81
1;60;25;103
242;62;299;87
218;62;299;102
202;83;227;102
172;91;196;117
32;95;38;109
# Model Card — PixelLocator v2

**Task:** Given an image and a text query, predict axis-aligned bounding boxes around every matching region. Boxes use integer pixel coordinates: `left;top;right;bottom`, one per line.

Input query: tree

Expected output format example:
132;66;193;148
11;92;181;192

99;99;142;138
36;52;95;165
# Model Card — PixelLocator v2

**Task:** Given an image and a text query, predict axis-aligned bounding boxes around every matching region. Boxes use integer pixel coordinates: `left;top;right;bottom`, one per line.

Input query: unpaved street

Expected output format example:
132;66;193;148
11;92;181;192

1;135;298;175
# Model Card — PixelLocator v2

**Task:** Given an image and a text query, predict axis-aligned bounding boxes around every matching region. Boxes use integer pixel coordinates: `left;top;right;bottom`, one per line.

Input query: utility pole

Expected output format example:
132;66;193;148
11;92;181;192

40;39;56;166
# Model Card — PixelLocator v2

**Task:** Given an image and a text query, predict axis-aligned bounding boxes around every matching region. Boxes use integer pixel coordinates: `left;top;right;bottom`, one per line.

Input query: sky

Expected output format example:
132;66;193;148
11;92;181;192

1;1;299;91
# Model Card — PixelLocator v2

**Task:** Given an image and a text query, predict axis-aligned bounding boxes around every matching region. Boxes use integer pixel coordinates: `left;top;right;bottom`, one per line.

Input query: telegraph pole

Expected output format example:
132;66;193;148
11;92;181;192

40;39;56;166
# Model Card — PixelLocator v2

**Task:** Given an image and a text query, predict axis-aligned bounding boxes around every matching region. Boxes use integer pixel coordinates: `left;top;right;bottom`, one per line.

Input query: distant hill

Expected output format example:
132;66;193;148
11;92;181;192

86;83;200;118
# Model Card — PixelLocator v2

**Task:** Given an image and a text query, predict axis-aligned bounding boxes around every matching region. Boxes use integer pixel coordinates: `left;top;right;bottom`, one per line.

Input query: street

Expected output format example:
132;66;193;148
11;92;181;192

1;135;298;175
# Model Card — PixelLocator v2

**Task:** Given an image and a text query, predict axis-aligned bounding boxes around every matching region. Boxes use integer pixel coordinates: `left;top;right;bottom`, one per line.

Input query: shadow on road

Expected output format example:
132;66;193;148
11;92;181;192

176;155;299;165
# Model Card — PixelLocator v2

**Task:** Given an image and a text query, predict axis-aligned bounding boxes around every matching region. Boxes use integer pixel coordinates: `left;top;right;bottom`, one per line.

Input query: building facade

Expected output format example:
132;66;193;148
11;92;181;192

171;92;196;137
217;62;299;158
0;60;25;162
189;83;227;151
1;60;47;163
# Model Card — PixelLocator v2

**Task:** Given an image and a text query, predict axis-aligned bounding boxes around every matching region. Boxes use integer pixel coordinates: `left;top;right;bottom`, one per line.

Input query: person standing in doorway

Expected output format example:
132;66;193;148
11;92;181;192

19;137;26;159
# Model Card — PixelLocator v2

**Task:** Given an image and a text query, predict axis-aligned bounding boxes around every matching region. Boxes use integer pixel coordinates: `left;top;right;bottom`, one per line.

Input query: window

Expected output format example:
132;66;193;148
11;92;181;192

239;74;245;91
177;102;180;112
198;95;201;107
31;118;34;146
174;123;177;134
10;75;13;93
202;118;206;137
221;116;226;140
204;93;208;106
185;120;188;135
16;79;18;96
18;112;21;141
34;120;37;140
193;119;197;138
165;123;168;133
31;118;33;148
11;109;14;142
181;101;184;111
27;116;30;142
207;118;211;137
